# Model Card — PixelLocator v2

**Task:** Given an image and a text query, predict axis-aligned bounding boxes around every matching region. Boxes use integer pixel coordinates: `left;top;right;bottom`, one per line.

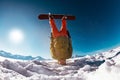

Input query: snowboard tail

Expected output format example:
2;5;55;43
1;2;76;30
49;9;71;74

38;14;75;20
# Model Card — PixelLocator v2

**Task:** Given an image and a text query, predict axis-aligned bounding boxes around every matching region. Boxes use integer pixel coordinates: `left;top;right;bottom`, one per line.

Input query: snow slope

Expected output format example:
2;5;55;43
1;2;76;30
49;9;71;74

0;47;120;80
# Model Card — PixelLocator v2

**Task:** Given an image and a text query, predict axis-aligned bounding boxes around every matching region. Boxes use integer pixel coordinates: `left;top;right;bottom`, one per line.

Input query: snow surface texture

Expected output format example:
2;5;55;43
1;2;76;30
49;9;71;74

0;47;120;80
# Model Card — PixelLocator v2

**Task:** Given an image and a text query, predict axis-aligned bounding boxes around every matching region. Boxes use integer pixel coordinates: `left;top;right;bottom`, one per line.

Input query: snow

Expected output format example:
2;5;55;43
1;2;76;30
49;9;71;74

0;47;120;80
87;55;120;80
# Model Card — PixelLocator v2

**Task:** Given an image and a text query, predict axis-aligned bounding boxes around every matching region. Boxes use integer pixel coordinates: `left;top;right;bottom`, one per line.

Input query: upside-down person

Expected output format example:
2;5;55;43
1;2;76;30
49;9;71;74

49;15;73;65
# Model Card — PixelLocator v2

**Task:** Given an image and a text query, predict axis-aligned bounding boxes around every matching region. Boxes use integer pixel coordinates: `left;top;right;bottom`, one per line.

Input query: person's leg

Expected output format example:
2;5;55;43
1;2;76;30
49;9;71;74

60;16;68;36
49;18;59;37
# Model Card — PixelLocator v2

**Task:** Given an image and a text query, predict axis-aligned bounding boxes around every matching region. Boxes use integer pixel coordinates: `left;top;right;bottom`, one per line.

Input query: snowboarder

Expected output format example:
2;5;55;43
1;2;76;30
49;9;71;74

49;15;73;65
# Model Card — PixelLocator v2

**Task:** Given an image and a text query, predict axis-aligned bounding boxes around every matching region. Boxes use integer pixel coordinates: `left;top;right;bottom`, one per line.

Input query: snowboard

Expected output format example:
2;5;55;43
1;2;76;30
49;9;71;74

38;14;75;20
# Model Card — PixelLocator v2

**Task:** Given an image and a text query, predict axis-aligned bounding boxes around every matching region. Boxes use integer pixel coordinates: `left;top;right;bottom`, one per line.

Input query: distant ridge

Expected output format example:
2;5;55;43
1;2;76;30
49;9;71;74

0;50;44;60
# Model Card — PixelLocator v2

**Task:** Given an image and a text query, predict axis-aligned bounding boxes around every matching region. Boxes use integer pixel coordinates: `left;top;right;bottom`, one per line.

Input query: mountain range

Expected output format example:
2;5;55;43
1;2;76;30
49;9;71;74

0;50;44;60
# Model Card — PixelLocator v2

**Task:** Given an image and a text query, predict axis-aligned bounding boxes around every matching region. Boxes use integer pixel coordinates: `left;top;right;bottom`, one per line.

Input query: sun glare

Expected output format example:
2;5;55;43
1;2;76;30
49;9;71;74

9;29;24;44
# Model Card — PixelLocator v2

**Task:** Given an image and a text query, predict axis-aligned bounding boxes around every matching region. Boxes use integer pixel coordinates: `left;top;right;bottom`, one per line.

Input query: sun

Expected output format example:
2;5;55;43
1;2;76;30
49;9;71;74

9;29;24;44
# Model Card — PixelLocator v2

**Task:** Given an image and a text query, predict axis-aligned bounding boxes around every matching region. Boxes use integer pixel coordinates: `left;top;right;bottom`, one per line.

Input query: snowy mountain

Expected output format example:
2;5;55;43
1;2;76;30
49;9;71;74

0;50;44;60
0;47;120;80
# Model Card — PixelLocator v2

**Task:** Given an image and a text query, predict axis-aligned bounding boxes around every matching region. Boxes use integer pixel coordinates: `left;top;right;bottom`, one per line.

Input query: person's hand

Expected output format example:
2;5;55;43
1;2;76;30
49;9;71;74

62;16;67;20
49;13;54;20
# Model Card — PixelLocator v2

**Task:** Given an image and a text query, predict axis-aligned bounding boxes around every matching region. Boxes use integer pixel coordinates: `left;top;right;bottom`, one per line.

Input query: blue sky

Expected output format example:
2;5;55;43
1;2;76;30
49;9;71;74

0;0;120;59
